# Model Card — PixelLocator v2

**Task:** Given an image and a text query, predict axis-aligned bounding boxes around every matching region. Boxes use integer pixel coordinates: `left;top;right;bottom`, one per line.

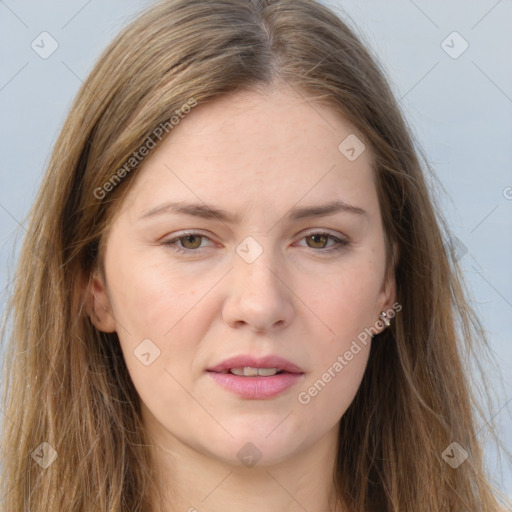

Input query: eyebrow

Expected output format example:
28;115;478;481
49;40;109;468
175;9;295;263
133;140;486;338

139;199;367;223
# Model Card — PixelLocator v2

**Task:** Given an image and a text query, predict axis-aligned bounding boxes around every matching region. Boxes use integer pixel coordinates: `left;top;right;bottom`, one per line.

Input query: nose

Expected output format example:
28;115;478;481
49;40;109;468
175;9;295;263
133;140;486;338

221;246;295;333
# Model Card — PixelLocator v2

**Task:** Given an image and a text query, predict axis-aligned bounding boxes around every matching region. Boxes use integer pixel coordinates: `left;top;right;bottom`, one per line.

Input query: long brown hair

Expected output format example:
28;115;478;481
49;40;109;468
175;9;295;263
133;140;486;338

1;0;509;510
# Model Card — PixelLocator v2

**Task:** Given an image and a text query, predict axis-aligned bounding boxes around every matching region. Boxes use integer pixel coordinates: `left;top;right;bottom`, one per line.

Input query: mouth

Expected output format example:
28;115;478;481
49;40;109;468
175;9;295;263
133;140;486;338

207;354;304;375
206;355;305;399
212;367;289;377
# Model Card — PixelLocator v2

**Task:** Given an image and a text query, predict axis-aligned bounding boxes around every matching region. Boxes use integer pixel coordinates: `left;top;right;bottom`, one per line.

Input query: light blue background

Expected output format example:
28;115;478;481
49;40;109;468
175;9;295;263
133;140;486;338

1;0;511;499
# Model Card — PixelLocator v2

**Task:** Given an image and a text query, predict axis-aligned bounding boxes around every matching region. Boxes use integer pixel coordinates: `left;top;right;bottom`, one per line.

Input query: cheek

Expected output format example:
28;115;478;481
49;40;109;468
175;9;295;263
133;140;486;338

295;341;370;435
105;247;210;339
103;244;220;394
107;262;210;417
296;267;376;422
294;256;381;417
308;255;384;343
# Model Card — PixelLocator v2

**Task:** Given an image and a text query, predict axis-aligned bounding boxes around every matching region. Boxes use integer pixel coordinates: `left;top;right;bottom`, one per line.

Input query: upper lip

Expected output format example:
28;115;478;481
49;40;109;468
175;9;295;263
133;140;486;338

207;355;304;374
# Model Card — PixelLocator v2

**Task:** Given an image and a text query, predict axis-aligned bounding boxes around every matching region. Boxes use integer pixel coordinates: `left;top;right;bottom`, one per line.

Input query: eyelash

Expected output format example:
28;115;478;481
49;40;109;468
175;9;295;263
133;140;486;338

162;230;349;256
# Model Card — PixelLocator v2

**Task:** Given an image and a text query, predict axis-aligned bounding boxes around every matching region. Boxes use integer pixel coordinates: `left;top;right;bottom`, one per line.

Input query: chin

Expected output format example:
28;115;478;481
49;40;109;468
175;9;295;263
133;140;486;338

199;428;306;468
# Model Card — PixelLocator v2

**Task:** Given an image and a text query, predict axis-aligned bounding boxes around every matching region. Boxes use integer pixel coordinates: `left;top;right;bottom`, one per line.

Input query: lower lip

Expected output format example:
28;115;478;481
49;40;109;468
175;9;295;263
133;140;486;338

207;371;305;399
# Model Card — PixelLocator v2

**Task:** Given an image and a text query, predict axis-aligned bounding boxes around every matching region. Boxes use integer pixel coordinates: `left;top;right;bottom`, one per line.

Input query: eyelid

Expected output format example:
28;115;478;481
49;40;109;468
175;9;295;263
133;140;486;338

298;227;348;242
162;230;216;248
293;229;349;252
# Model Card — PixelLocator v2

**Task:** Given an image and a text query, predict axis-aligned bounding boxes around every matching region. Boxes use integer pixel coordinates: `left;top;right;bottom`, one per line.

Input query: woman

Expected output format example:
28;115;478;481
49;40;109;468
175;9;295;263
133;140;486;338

0;0;508;510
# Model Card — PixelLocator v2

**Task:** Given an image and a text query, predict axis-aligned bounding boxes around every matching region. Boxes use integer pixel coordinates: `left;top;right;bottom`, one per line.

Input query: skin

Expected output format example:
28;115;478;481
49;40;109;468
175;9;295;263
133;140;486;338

89;83;396;512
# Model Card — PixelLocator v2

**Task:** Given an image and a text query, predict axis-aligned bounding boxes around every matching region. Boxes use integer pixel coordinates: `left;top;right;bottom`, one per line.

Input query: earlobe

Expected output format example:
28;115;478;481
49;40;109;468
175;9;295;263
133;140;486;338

86;270;116;333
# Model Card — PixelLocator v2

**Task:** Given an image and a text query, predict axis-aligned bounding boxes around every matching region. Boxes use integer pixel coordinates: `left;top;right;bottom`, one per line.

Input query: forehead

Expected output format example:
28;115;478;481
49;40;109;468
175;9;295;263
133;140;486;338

117;85;379;223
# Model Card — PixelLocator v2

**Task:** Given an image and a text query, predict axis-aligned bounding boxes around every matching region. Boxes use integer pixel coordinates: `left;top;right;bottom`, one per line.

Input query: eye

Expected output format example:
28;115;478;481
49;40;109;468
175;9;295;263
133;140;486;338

162;232;214;254
295;230;349;254
162;230;349;256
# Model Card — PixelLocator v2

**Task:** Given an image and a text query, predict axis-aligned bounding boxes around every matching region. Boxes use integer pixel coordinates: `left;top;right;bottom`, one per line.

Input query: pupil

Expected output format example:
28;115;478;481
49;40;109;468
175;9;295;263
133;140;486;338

184;235;200;248
309;234;326;248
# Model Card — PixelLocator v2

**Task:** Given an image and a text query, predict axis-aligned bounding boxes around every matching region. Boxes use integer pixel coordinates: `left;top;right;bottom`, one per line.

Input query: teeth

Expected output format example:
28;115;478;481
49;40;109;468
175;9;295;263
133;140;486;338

230;367;280;377
257;367;280;376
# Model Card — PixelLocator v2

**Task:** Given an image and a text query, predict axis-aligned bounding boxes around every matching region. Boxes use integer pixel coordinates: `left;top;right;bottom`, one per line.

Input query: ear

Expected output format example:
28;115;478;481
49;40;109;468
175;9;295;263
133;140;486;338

86;268;116;333
375;241;399;322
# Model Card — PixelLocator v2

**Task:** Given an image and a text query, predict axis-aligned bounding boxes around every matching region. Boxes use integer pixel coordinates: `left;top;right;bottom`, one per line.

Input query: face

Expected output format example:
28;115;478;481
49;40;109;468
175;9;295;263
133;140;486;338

89;85;395;467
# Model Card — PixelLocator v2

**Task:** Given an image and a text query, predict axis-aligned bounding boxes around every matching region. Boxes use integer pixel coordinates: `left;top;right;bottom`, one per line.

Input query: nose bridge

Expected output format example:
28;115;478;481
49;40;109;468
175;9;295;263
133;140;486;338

222;234;294;331
234;235;282;299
